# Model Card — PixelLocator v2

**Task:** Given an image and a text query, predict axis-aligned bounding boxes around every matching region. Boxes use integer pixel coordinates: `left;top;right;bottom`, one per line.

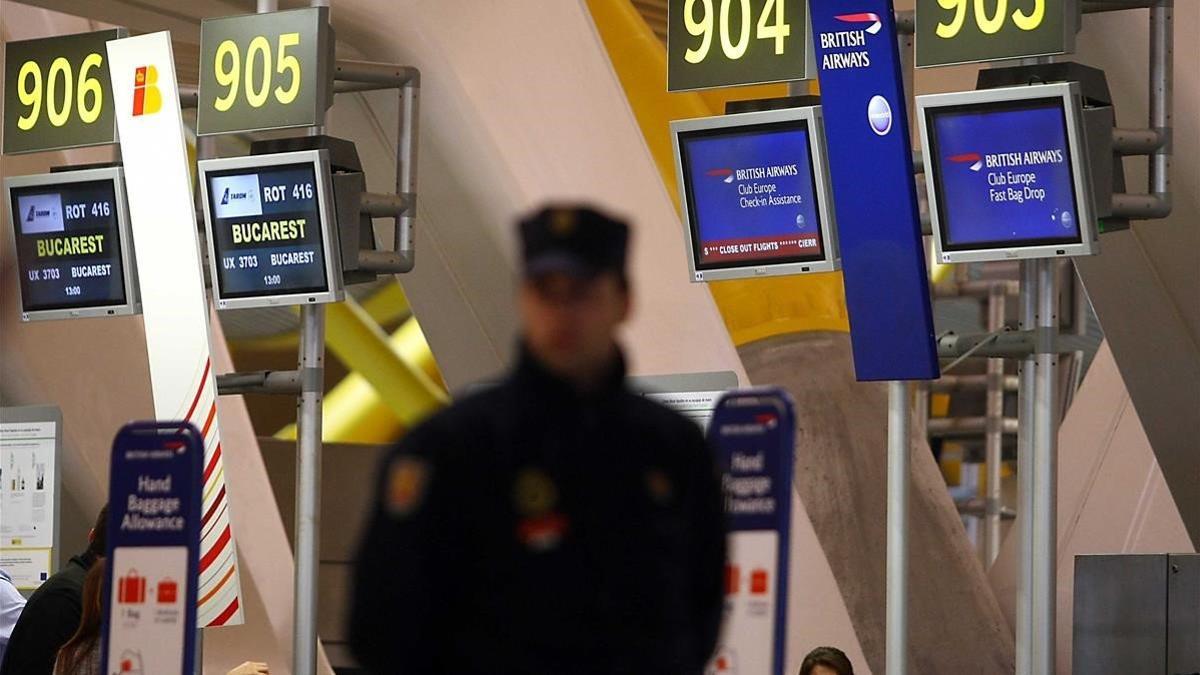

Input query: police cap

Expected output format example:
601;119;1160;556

518;205;629;279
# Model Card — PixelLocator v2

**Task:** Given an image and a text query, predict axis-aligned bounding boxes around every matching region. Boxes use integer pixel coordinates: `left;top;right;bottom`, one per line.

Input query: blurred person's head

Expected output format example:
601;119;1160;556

87;505;108;558
55;558;105;674
517;206;631;388
800;646;854;675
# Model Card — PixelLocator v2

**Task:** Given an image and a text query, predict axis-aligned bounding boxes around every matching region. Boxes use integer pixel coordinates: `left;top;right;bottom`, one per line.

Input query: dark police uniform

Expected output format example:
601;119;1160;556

349;207;726;674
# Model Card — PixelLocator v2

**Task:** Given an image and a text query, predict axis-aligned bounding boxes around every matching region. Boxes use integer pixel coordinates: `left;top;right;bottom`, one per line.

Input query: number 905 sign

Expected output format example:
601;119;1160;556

3;29;126;155
916;0;1074;67
197;7;332;136
668;0;810;92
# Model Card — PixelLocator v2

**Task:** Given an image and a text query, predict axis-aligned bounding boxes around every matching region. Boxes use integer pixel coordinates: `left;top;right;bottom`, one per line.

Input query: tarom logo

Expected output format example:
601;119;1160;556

25;205;36;222
25;206;50;222
132;65;162;116
835;12;883;34
706;168;734;184
220;187;248;205
948;152;984;172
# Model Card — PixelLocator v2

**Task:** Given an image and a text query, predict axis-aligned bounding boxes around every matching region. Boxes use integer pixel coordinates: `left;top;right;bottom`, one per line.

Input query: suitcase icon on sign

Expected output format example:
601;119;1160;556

116;648;144;674
157;578;178;604
117;569;146;604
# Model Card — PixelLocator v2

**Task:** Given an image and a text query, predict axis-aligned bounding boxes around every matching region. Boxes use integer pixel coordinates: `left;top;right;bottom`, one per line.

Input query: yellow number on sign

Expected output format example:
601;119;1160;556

975;0;1008;34
936;0;969;38
274;33;301;104
719;0;751;60
212;33;304;111
213;40;240;112
755;0;790;55
46;57;73;127
16;61;42;131
77;53;104;124
1012;0;1045;30
245;36;271;107
684;0;714;64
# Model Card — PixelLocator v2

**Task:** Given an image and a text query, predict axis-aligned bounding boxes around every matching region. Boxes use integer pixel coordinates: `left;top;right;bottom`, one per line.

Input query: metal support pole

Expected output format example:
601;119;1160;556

293;304;325;675
1032;258;1059;674
984;284;1006;566
1149;0;1172;199
886;380;910;675
1016;261;1037;675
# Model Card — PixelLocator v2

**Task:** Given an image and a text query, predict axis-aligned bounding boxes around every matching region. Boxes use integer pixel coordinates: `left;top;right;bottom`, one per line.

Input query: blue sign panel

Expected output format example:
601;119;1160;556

927;101;1082;250
809;1;939;381
103;422;202;675
707;389;794;675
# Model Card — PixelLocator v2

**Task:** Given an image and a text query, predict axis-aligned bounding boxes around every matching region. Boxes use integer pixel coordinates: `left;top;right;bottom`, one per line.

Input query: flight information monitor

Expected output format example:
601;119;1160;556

5;167;139;321
199;150;343;309
672;106;840;282
918;82;1099;263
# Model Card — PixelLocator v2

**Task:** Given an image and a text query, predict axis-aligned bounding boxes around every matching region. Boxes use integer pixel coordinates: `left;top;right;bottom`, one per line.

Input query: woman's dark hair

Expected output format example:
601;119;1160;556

56;557;105;674
800;646;855;675
87;505;108;557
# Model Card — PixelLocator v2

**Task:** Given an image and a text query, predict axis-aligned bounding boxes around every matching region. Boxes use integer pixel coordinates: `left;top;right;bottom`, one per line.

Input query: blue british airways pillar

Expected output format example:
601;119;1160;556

102;422;203;675
707;389;795;675
809;0;940;381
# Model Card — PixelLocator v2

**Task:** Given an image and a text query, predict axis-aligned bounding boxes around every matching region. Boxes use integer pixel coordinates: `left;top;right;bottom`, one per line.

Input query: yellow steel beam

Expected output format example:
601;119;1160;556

276;316;444;443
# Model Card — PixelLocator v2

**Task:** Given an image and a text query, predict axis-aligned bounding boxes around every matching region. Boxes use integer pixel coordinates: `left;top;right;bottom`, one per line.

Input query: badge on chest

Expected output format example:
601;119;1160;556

513;467;569;552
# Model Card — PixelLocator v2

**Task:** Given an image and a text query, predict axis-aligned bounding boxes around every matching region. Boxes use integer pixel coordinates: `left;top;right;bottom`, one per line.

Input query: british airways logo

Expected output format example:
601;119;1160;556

706;168;735;184
834;12;883;35
947;152;984;172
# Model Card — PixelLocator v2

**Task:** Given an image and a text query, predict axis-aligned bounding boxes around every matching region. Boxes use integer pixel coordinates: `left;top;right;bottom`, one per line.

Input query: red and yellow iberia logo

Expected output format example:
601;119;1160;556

132;65;162;116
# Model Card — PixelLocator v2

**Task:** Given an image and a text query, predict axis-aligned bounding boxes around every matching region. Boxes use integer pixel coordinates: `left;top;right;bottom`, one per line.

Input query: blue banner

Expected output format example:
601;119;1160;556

707;389;794;675
102;422;202;675
809;1;940;381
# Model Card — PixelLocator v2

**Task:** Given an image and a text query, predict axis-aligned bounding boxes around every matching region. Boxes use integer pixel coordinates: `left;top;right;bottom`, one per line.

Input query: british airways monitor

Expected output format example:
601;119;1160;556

918;82;1100;264
672;106;840;282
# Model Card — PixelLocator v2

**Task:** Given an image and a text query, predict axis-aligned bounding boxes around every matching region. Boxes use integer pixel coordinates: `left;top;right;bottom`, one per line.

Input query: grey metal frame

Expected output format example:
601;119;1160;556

197;149;345;310
4;167;140;322
916;82;1100;264
670;106;841;282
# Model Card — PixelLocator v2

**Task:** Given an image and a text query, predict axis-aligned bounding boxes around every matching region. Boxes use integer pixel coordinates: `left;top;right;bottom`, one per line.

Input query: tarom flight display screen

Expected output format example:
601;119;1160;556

678;120;826;270
926;98;1083;251
9;179;128;312
206;162;330;300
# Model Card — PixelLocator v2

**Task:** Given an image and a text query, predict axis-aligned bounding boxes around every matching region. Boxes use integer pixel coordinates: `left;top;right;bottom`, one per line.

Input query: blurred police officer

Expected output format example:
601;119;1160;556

350;205;726;674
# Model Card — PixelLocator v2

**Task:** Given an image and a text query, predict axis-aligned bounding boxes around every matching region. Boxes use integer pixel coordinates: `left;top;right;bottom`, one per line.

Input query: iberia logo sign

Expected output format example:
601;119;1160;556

947;152;984;172
132;65;162;116
835;12;883;34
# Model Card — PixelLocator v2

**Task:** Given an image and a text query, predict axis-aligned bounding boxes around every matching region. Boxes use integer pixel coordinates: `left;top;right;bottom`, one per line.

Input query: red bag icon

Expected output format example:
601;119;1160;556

157;578;178;604
750;568;769;595
725;564;740;595
118;569;146;604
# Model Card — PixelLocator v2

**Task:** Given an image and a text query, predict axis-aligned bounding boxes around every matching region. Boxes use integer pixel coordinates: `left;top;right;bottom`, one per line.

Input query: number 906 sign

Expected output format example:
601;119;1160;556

668;0;810;92
197;7;332;136
3;29;126;155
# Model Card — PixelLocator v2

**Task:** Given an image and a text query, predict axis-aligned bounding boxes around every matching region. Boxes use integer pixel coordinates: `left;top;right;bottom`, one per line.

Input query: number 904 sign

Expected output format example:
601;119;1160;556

668;0;810;92
916;0;1074;67
197;7;333;136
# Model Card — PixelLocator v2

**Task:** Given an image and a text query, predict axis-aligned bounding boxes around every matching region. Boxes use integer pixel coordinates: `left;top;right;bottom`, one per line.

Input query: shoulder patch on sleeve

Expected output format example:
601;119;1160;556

385;456;430;518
